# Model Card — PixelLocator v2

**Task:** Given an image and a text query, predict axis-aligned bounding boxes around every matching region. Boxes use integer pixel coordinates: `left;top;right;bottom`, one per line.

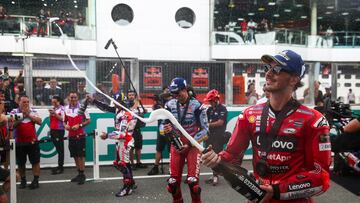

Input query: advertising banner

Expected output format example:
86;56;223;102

191;67;209;91
143;66;162;90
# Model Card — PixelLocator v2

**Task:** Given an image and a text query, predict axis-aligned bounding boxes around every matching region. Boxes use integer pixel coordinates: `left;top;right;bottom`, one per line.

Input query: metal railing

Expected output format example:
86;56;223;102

0;15;94;40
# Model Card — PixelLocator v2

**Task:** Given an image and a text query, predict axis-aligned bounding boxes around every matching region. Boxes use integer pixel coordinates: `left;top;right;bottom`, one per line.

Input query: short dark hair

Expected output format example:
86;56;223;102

19;94;29;100
68;91;78;96
127;90;137;96
52;95;64;105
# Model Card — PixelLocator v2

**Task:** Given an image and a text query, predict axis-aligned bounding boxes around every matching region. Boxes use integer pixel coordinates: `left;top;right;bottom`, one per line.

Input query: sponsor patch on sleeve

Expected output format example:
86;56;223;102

313;116;329;128
319;143;331;151
248;115;256;123
319;134;330;143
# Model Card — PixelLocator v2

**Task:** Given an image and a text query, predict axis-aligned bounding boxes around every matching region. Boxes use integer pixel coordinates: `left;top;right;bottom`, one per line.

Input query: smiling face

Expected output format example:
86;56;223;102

69;92;78;106
264;61;299;94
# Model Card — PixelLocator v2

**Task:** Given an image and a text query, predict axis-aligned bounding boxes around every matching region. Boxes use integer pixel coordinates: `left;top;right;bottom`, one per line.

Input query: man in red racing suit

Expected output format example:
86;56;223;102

202;50;331;203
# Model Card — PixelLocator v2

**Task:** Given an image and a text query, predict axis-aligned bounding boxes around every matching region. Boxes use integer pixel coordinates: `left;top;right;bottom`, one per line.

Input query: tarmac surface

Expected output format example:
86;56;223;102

17;160;360;203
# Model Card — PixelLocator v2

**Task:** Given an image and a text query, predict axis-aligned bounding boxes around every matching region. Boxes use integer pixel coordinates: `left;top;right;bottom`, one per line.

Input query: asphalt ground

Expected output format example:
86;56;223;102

16;160;360;203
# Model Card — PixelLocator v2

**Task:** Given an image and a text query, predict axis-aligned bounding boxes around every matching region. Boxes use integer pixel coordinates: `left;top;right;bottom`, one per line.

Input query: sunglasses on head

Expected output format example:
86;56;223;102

263;64;293;75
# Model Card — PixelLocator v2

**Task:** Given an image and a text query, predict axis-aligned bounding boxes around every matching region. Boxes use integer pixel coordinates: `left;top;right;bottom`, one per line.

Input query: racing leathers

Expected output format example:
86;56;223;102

162;97;208;203
219;103;331;203
93;100;136;196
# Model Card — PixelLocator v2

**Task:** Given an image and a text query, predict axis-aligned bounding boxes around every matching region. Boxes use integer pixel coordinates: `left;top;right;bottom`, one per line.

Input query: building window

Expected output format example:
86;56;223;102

111;4;134;26
175;7;195;29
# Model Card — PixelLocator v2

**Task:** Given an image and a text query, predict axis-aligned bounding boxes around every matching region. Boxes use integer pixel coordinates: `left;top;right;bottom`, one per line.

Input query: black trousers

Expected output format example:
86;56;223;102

50;129;65;167
331;132;360;153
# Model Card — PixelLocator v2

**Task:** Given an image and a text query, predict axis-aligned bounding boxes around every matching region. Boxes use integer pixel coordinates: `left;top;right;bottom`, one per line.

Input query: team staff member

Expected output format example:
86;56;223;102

203;89;227;186
164;77;208;203
11;95;42;189
202;50;332;203
126;90;147;169
64;91;90;185
49;96;65;175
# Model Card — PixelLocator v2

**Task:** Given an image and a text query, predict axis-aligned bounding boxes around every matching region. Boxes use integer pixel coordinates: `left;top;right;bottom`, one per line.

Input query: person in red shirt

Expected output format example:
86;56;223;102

49;95;65;174
202;50;331;203
64;91;90;185
11;95;42;189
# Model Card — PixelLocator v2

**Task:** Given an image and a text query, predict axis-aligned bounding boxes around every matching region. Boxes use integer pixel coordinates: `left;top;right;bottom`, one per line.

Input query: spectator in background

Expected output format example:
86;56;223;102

324;26;334;47
77;82;88;102
323;86;332;101
76;12;85;25
316;24;326;47
303;80;323;106
0;5;7;35
247;19;257;44
259;18;269;33
33;78;45;105
246;82;258;105
25;18;37;37
240;19;247;43
64;12;74;37
16;83;26;97
348;88;355;104
43;78;63;105
37;9;47;37
257;84;270;104
2;70;23;113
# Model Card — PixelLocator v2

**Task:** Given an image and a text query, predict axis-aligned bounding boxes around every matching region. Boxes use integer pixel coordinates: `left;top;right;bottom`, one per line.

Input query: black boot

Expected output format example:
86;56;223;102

29;179;39;190
19;178;27;189
71;174;81;182
147;165;159;175
52;166;64;175
78;174;86;185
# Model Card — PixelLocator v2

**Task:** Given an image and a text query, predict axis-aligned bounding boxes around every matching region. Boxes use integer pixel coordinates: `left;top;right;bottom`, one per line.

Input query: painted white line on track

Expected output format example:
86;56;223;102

26;166;335;185
31;172;219;184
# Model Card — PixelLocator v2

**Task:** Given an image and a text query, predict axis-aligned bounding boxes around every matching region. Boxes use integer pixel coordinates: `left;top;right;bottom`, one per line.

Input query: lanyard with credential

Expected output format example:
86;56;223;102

176;98;190;125
259;99;300;160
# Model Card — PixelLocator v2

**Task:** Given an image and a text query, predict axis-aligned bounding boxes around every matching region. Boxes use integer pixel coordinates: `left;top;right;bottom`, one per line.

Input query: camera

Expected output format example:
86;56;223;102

6;113;24;121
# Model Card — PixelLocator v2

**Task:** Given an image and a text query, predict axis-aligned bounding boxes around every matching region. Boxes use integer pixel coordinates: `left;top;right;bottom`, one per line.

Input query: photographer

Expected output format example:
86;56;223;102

49;96;65;175
11;95;42;189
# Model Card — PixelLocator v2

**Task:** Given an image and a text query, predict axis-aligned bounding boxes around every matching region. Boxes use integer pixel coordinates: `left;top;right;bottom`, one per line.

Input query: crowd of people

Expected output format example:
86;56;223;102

0;4;85;37
0;50;357;202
